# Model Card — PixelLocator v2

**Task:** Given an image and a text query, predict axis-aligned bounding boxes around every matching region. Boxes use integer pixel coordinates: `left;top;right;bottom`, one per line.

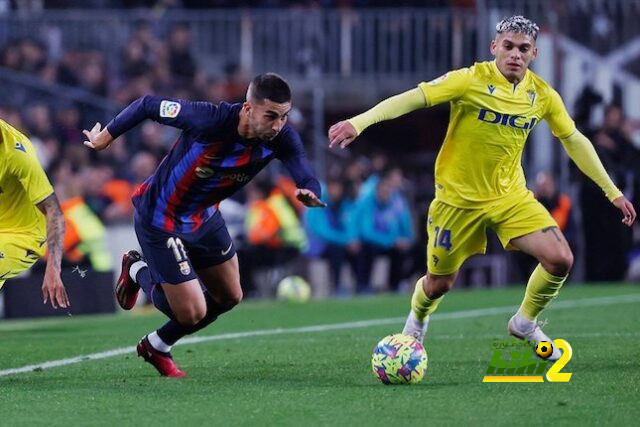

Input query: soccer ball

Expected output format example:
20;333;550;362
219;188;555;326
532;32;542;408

535;340;554;359
276;276;311;303
371;334;428;385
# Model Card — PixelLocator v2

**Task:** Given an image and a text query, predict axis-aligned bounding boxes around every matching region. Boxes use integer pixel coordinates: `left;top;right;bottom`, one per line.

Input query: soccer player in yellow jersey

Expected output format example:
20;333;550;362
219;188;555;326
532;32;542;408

0;119;69;308
328;16;636;360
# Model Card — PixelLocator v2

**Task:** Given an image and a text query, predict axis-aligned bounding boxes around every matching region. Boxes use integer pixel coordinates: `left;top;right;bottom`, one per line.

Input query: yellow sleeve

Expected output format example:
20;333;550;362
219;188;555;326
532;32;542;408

417;67;473;107
544;89;576;139
347;87;426;135
560;130;622;202
8;139;54;205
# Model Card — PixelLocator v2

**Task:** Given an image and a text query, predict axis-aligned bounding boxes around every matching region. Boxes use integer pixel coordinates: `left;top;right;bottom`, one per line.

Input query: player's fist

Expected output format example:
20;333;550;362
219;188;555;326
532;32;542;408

83;122;114;151
613;196;636;226
295;189;327;208
328;120;358;149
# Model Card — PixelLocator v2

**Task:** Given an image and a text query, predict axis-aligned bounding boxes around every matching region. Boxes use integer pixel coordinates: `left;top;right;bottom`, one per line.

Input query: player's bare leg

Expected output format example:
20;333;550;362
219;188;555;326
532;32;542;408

136;278;205;378
508;226;573;360
197;254;243;313
402;271;458;342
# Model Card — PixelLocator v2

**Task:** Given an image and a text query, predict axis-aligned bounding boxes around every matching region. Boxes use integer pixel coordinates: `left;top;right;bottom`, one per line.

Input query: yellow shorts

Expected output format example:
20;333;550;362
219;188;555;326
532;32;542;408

0;233;46;289
426;191;557;275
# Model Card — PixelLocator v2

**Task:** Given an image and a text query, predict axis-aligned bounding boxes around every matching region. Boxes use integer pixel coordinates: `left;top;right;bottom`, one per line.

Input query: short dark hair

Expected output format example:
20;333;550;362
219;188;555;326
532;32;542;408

248;73;291;104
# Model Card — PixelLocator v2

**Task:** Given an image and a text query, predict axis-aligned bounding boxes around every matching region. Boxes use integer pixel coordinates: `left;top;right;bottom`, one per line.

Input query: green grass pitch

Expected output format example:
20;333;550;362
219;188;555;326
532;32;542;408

0;284;638;426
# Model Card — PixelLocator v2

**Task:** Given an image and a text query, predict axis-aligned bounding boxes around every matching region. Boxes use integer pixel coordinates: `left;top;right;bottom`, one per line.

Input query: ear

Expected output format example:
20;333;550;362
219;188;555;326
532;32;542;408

490;39;497;56
242;101;252;113
531;46;538;61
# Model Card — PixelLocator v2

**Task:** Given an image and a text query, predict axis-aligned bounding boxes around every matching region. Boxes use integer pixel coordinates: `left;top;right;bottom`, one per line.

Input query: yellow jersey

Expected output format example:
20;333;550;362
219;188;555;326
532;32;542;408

418;60;576;208
0;119;53;237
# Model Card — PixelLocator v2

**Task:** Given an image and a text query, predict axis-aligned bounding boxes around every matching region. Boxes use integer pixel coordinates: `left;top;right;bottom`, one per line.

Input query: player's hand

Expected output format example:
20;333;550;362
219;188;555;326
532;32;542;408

328;120;358;149
42;268;70;309
295;189;327;208
613;196;636;226
83;122;113;151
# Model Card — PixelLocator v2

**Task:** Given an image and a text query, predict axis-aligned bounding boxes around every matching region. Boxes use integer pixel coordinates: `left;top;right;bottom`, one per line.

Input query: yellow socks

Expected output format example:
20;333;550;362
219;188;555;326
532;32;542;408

411;276;444;321
519;264;567;321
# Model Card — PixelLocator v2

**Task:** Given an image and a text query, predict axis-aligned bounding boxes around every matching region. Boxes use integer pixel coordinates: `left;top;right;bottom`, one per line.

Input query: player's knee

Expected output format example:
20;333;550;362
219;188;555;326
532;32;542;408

176;306;207;326
425;276;454;299
218;286;243;310
543;249;574;276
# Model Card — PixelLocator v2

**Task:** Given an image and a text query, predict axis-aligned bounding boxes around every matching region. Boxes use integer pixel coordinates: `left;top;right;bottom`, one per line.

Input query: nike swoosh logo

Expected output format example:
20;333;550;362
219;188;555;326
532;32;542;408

204;154;222;160
221;242;233;256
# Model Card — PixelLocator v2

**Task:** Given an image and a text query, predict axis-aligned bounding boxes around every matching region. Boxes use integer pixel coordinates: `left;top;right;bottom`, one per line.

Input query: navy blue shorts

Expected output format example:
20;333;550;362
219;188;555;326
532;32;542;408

133;211;236;285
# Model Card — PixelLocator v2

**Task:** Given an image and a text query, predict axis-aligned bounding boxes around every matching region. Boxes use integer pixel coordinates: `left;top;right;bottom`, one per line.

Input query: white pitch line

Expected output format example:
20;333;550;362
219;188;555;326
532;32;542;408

0;293;638;378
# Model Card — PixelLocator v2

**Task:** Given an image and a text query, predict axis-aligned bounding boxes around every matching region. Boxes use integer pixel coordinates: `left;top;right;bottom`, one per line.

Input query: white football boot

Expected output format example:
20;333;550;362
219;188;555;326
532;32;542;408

402;310;430;343
508;313;562;361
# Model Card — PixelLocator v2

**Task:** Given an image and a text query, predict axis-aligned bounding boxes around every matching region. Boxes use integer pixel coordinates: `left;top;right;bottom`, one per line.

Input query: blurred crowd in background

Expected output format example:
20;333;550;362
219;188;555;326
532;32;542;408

0;1;639;299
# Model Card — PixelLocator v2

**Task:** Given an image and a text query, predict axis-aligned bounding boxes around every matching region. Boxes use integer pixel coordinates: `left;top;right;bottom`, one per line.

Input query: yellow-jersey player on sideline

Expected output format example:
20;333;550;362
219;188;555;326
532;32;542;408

0;118;70;308
328;16;636;360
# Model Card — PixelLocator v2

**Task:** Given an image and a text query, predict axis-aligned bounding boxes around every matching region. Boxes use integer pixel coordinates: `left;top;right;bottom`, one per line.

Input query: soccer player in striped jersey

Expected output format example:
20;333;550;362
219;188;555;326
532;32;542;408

328;16;636;360
0;119;69;308
84;73;325;377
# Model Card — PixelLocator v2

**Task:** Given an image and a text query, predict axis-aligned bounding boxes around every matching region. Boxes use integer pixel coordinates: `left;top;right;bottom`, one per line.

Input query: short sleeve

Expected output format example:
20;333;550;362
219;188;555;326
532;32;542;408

9;140;54;205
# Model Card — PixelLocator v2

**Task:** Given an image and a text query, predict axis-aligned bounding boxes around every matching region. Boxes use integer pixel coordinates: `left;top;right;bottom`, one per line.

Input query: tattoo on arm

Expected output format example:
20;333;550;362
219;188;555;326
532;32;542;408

37;193;65;272
542;226;562;243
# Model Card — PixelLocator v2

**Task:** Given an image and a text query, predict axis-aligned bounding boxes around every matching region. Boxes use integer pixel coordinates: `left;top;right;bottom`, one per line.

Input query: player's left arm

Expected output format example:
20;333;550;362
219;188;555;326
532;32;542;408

276;127;326;208
37;193;70;309
546;90;636;226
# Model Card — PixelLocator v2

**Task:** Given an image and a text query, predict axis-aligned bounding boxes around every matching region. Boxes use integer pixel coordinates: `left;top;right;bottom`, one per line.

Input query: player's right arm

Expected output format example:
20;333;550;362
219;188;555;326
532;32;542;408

8;142;69;308
83;96;219;151
328;67;472;148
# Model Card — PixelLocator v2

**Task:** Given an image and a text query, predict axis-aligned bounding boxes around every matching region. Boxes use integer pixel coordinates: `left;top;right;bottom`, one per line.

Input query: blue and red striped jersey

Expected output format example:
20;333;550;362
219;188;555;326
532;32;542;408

107;96;321;233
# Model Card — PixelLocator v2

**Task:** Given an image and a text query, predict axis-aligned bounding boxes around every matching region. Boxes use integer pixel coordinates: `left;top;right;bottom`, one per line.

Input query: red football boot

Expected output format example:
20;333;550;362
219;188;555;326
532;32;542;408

136;336;187;378
115;250;143;310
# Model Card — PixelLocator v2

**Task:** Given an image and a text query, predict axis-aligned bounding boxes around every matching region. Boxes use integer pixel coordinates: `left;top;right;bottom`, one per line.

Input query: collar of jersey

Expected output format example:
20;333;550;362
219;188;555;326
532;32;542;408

490;60;530;92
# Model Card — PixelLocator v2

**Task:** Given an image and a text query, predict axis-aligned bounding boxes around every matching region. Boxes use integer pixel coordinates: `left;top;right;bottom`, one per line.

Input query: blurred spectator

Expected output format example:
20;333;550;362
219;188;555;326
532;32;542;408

128;150;158;185
355;169;415;293
24;103;54;138
78;51;108;96
48;159;112;271
536;172;572;234
305;177;359;294
58;195;112;272
239;180;306;297
579;104;640;281
19;38;48;75
220;63;249;104
167;23;197;88
55;103;84;145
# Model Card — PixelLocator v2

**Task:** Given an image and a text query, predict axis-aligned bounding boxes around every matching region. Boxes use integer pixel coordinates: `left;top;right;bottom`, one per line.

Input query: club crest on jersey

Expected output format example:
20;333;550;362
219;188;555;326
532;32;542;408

179;261;191;276
477;108;537;130
488;84;496;95
527;89;536;105
160;100;181;118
